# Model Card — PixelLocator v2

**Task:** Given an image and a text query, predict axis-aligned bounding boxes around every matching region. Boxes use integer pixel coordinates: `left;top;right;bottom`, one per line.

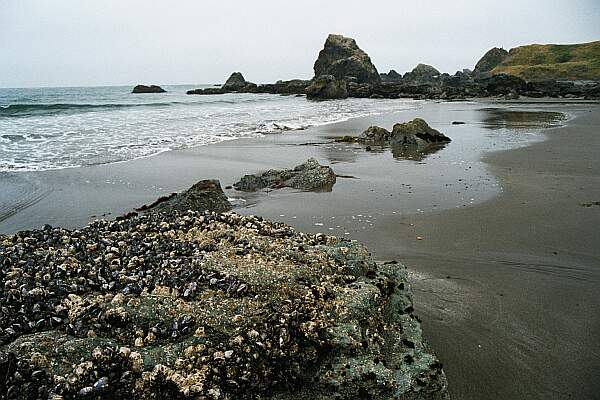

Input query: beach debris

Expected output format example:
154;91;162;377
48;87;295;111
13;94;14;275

0;210;449;399
234;158;336;192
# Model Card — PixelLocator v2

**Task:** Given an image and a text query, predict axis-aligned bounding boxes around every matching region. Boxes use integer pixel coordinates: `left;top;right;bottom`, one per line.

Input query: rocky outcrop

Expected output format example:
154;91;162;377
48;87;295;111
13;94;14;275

313;34;380;84
0;212;449;399
473;47;509;77
131;85;166;94
358;119;451;147
380;69;403;82
136;179;232;214
403;64;441;83
234;158;336;192
306;75;348;100
222;72;248;91
476;73;527;95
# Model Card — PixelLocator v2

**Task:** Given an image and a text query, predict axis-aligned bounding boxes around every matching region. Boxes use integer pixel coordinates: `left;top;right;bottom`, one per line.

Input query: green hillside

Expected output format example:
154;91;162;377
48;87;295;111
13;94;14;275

491;41;600;81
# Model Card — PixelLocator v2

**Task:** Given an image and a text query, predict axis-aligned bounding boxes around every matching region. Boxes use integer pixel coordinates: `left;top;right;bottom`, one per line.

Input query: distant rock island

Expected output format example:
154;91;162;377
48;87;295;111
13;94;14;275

131;84;166;94
185;34;600;100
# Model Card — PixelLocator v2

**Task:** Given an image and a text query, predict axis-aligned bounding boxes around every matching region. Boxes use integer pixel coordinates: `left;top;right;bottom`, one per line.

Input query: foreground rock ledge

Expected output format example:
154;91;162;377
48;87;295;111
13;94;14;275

0;212;448;399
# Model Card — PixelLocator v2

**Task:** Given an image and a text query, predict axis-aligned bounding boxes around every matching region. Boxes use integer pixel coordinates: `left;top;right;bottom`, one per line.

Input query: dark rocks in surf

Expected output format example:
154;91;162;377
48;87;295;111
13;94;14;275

131;85;166;94
305;75;348;100
234;158;336;192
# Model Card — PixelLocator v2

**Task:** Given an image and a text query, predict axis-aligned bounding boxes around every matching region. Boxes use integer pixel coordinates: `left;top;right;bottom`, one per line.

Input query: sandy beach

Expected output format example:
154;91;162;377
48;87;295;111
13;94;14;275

1;100;599;399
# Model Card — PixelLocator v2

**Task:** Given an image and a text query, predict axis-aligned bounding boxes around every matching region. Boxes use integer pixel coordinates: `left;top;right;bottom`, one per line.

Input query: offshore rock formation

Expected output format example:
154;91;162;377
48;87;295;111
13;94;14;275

136;179;232;215
313;34;381;84
0;211;449;399
222;72;249;91
402;64;441;83
305;75;348;100
131;85;166;94
234;158;336;192
185;35;600;100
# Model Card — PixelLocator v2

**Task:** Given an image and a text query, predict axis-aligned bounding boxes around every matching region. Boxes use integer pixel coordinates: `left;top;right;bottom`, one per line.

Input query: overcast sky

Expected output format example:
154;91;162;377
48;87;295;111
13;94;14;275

1;0;599;88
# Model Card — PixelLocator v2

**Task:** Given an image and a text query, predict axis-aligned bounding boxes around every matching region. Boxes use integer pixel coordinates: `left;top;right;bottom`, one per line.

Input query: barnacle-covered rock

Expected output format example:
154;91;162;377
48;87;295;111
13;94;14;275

0;211;448;399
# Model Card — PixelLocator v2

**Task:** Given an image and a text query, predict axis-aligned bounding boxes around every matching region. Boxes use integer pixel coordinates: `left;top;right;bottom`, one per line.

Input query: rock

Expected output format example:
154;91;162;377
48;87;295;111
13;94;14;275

390;118;451;146
358;126;392;142
186;87;227;95
222;72;248;91
313;34;381;84
347;82;374;98
478;73;527;95
305;75;348;100
0;212;449;399
380;69;403;82
473;47;509;77
136;179;232;214
234;158;336;192
131;85;166;94
402;64;441;83
584;84;600;99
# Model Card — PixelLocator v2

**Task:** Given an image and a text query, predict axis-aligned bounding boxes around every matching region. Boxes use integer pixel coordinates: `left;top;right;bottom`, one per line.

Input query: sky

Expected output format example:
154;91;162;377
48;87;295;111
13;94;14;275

1;0;599;88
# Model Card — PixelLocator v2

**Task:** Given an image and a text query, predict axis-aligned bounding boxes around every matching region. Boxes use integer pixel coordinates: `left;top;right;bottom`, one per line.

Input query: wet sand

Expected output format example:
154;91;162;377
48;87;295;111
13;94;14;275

1;100;599;399
372;107;600;399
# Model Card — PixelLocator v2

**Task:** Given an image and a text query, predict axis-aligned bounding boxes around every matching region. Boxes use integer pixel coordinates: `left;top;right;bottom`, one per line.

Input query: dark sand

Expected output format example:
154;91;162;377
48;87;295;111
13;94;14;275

1;100;599;399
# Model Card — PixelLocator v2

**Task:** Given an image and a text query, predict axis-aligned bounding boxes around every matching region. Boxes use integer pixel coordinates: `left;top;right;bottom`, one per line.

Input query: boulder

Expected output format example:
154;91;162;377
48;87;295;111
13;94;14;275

358;126;392;142
403;64;441;83
0;213;449;399
473;47;509;77
222;72;248;91
136;179;232;214
234;158;336;192
131;84;166;94
313;34;381;84
305;75;348;100
390;118;451;146
357;119;450;147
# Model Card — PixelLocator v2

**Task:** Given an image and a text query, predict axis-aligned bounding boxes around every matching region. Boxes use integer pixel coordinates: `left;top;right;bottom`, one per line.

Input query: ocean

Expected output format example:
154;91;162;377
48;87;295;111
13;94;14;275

0;85;421;172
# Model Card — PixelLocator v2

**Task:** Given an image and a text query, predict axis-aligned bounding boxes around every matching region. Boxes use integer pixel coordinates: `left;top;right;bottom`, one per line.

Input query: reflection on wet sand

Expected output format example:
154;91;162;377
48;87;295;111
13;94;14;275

479;108;565;130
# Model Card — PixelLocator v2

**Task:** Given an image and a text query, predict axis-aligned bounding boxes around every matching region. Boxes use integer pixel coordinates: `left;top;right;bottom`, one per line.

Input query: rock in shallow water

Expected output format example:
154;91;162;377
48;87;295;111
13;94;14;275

359;118;451;147
234;158;337;192
0;210;448;399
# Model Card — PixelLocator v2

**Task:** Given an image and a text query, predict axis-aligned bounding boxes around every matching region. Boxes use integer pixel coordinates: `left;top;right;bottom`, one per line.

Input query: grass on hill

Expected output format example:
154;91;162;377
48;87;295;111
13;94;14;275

492;41;600;81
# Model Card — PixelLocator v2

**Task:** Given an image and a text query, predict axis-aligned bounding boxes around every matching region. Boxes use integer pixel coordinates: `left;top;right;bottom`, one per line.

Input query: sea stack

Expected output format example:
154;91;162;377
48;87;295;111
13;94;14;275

313;34;381;84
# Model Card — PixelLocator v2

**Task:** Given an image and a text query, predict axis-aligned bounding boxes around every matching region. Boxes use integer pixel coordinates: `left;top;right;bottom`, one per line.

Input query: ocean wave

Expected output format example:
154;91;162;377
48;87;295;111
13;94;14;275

0;97;273;118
